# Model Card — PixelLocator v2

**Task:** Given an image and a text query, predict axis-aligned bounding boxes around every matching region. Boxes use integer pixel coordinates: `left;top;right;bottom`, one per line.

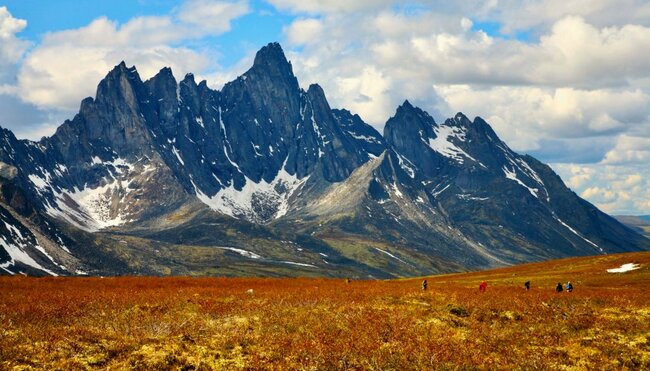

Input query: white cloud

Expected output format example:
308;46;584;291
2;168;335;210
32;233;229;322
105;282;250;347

19;37;210;111
602;136;650;165
436;85;650;151
285;18;323;45
16;1;250;111
382;16;650;87
282;10;650;131
0;6;25;39
530;17;650;86
553;162;650;215
487;0;650;33
336;66;392;125
178;0;250;34
267;0;395;14
0;7;29;84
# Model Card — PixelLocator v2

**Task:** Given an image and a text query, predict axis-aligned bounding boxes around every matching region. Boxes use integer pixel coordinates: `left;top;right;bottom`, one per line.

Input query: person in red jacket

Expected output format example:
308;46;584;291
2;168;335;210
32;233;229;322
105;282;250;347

479;281;487;292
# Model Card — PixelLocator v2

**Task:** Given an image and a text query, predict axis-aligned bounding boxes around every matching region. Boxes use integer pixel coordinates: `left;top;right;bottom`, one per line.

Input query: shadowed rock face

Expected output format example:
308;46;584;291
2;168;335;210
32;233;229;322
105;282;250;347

0;42;647;277
374;103;648;265
0;43;383;229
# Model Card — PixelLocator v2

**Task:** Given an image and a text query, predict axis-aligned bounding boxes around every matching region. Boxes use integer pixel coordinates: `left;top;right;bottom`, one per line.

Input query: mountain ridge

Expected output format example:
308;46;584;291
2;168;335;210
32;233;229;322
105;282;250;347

1;42;648;277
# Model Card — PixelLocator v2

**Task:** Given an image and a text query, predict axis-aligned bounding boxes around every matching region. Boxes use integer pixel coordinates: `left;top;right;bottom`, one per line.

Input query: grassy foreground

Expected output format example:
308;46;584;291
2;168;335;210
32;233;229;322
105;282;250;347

1;252;649;370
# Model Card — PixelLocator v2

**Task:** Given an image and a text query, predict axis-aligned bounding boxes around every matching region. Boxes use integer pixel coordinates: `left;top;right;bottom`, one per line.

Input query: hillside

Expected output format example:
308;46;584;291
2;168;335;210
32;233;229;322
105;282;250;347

1;252;648;369
615;215;650;238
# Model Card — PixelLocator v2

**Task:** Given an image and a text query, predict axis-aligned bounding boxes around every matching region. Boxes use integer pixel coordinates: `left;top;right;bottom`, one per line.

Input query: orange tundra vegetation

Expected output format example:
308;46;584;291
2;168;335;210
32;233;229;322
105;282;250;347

1;252;649;370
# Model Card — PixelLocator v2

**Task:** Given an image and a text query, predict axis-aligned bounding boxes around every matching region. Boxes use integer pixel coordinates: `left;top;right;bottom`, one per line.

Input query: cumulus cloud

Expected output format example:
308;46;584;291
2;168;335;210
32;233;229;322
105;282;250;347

602;136;650;165
553;162;650;215
281;10;650;138
0;7;27;53
178;0;250;34
19;33;210;111
285;18;323;45
487;0;650;33
435;85;650;151
0;7;29;85
16;1;249;111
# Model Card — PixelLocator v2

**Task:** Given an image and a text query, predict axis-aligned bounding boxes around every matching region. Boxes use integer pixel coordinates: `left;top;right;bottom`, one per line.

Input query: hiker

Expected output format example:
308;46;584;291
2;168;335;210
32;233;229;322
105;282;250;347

566;281;573;293
524;281;530;291
479;281;487;292
556;282;563;293
422;279;428;291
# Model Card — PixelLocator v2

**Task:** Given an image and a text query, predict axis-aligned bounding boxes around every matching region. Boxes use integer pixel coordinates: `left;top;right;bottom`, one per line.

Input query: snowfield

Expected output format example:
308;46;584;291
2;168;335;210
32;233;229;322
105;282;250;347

607;263;641;273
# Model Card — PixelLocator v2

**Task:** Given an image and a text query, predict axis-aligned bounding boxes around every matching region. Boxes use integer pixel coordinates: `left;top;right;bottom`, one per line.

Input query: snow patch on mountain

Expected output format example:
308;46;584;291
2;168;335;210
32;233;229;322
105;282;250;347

42;158;148;232
396;152;416;178
45;181;131;232
171;146;185;165
28;173;50;192
0;216;59;276
346;131;381;143
374;247;411;266
499;149;550;201
554;216;601;250
457;194;489;201
431;183;450;198
215;246;262;259
193;157;308;223
281;261;317;268
503;166;539;198
426;125;480;165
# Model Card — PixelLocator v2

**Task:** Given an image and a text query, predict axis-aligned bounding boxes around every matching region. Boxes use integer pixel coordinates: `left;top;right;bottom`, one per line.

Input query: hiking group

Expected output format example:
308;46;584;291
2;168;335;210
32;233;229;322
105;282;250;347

417;279;575;292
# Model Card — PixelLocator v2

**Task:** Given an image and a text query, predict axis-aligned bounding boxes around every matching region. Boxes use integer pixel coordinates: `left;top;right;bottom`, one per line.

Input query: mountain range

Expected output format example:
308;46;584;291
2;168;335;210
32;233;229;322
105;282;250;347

1;42;648;278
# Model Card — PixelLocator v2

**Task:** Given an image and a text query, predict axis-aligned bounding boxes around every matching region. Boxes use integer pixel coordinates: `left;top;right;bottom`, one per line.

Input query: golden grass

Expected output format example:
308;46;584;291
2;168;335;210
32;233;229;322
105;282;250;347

1;252;649;370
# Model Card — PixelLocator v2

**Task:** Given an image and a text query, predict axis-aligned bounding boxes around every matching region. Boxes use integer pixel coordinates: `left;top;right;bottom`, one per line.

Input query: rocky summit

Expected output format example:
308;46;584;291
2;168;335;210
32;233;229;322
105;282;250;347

1;43;648;277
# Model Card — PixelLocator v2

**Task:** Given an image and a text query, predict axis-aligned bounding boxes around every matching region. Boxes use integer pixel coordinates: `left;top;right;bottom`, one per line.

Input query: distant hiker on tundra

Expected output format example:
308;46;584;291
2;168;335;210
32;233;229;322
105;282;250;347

422;279;428;291
479;281;487;292
556;282;563;293
566;282;573;293
524;281;530;291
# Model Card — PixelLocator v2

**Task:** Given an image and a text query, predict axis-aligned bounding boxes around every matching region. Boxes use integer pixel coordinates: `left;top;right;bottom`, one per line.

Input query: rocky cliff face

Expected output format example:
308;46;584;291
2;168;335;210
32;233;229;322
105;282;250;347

0;42;648;277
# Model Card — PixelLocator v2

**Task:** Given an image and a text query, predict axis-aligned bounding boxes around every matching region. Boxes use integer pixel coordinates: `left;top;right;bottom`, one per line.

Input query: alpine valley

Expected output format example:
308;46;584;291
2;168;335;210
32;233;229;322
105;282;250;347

1;43;648;278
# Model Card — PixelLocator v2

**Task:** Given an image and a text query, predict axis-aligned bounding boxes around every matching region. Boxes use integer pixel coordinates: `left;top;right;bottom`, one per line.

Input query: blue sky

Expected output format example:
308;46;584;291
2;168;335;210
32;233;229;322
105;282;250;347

2;0;528;71
0;0;649;214
2;0;293;67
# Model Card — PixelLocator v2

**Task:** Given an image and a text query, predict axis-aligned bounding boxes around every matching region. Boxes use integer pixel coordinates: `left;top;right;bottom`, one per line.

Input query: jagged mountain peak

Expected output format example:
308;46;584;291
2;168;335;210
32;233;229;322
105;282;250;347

253;42;288;66
394;99;420;115
104;61;140;81
400;99;413;108
383;100;436;152
145;67;178;104
448;112;471;125
390;100;435;124
157;66;174;75
95;62;145;110
307;83;325;96
249;42;295;79
1;42;647;278
182;72;196;84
